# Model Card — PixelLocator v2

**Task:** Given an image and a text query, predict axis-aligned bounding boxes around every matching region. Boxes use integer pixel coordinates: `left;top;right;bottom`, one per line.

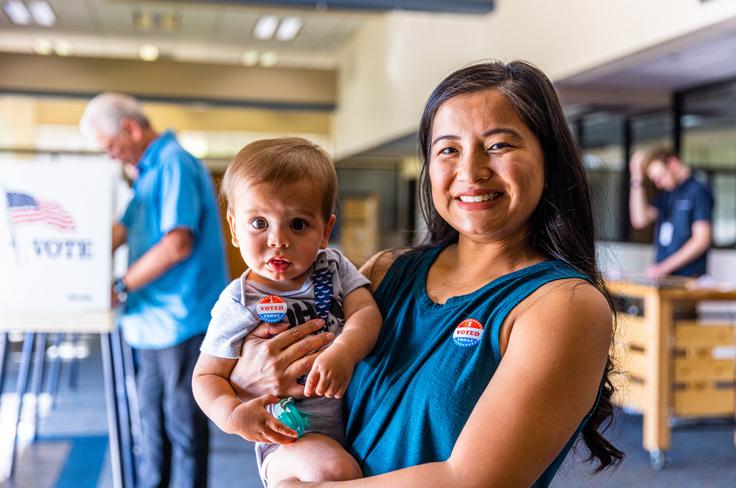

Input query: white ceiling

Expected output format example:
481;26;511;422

559;19;736;92
0;0;372;68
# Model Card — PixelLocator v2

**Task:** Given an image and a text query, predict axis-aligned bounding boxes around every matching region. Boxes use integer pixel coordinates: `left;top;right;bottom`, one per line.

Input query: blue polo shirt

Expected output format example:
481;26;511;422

120;131;227;349
653;174;713;277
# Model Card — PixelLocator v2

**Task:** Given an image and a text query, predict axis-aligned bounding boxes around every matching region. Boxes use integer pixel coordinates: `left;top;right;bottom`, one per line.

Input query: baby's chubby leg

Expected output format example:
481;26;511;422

265;433;362;484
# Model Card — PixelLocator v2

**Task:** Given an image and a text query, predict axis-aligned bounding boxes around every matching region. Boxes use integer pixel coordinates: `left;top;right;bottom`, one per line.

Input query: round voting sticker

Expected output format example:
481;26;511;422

257;295;287;323
452;318;484;347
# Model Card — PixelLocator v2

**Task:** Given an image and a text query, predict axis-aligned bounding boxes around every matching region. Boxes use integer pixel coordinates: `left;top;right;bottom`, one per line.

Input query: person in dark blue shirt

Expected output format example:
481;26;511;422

81;93;228;488
629;147;714;278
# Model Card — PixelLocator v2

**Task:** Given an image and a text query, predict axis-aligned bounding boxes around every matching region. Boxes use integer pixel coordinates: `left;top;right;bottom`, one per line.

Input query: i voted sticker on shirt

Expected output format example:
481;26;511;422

452;318;484;347
256;295;287;323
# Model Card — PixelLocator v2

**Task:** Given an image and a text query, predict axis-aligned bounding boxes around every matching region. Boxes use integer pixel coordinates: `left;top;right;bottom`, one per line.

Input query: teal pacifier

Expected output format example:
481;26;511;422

272;398;309;438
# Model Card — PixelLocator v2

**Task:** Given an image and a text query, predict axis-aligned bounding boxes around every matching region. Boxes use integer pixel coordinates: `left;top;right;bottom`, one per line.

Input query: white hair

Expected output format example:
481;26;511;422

79;92;150;139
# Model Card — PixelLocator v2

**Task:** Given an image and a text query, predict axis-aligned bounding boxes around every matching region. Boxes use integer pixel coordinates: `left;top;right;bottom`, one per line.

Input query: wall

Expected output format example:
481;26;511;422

0;95;332;165
334;0;736;158
0;52;336;109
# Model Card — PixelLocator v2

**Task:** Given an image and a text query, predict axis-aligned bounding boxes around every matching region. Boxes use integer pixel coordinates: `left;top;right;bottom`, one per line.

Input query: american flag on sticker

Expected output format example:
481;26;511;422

6;191;75;231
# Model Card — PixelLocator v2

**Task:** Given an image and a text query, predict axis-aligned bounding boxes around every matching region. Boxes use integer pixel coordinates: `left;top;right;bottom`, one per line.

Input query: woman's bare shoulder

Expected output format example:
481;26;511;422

359;247;413;292
517;278;612;341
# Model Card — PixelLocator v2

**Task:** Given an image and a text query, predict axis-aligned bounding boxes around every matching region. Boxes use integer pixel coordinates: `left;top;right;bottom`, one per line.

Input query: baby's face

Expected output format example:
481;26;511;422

227;179;335;291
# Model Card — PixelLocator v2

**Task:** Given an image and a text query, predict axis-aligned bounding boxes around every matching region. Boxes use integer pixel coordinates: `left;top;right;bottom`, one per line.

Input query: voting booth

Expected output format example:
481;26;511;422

1;161;115;327
0;160;131;487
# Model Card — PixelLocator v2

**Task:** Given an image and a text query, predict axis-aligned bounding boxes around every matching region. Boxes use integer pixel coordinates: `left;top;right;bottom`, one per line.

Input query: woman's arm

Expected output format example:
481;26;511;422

359;249;404;291
279;279;612;488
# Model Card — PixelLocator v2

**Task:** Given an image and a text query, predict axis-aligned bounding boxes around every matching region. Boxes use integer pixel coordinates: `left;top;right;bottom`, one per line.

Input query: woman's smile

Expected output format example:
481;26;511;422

429;89;545;241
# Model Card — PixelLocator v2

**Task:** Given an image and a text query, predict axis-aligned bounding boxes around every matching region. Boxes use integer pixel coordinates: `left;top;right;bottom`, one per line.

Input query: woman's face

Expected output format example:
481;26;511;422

428;89;545;244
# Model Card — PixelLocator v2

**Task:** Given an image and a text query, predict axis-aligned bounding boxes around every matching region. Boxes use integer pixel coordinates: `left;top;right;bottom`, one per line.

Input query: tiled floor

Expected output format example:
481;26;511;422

1;334;735;487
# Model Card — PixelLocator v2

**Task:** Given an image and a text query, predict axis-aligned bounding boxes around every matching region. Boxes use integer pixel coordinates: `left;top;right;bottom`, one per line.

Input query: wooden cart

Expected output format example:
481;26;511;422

608;279;736;469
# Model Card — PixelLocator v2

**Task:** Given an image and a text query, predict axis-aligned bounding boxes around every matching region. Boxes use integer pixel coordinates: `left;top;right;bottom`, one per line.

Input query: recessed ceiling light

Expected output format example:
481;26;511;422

276;17;303;41
133;11;154;31
159;12;180;33
240;50;259;66
133;10;180;33
33;38;53;55
260;51;278;67
254;15;279;40
139;44;159;62
54;40;74;56
3;0;32;25
29;1;56;27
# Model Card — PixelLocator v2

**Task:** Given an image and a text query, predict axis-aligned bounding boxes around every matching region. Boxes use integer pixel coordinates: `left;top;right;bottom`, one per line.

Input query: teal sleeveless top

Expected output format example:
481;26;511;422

344;246;593;487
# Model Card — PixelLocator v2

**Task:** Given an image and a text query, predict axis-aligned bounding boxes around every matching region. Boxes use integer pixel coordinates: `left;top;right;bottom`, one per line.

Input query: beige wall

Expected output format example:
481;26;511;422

0;53;336;107
334;0;736;158
0;96;332;163
33;98;330;134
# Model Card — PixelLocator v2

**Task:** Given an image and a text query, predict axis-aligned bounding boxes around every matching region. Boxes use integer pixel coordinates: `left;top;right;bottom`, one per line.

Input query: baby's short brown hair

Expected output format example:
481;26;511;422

221;137;337;220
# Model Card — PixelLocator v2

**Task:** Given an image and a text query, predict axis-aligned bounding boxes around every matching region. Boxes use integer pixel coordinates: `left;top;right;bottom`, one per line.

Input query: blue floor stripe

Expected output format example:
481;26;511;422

39;435;108;488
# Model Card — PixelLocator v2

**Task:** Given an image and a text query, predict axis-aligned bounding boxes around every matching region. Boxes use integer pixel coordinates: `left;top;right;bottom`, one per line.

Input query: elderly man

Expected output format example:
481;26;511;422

629;147;714;279
81;92;227;488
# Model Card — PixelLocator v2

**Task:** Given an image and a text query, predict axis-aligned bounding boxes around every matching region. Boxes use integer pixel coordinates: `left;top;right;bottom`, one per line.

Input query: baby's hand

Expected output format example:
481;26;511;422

228;394;298;445
304;344;355;399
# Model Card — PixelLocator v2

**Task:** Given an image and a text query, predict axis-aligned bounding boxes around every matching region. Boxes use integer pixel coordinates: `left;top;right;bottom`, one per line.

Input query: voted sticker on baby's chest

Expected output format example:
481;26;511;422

452;318;484;347
257;295;287;323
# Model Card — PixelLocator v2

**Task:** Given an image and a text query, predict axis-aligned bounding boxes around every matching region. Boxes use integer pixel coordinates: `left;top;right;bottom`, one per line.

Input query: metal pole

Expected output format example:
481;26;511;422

101;333;125;488
67;333;81;390
8;332;34;478
111;328;135;488
0;332;8;396
122;338;142;461
44;333;63;408
30;333;47;442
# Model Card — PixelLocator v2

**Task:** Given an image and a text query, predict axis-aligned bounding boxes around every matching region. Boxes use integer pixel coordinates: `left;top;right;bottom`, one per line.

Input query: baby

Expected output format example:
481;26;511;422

192;137;382;486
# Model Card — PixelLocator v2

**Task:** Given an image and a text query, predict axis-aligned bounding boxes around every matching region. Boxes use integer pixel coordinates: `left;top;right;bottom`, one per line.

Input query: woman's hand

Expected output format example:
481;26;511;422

229;318;335;400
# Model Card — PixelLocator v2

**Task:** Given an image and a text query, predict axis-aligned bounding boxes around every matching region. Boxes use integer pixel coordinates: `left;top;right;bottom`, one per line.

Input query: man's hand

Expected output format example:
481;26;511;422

111;285;120;307
304;343;355;399
645;263;667;280
230;319;335;400
629;149;647;181
227;394;298;445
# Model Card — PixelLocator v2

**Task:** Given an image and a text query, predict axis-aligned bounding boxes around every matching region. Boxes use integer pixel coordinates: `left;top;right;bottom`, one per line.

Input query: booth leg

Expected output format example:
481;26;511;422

122;338;142;460
111;328;135;488
67;334;81;390
101;333;125;488
8;332;34;478
0;332;8;396
30;333;47;442
44;333;64;408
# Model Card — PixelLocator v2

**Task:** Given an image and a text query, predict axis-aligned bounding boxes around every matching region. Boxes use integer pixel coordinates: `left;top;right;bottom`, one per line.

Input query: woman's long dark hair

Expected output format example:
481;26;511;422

417;60;624;471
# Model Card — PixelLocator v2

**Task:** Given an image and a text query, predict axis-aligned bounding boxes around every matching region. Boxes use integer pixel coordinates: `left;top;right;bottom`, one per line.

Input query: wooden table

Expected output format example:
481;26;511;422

608;279;736;469
0;311;135;488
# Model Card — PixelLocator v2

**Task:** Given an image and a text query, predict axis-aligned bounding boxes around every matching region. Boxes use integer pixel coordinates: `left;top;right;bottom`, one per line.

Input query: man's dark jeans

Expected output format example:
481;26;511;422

137;334;209;488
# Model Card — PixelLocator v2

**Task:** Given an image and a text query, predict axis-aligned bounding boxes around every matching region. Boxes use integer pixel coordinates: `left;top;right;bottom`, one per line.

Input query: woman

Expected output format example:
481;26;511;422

230;60;623;487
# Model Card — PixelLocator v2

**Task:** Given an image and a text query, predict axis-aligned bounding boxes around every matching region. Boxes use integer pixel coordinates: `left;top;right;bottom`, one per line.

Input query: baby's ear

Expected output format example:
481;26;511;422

226;208;239;248
321;214;337;248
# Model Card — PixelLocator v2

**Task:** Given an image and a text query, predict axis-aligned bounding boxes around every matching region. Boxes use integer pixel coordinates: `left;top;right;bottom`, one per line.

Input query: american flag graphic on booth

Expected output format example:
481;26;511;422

6;191;75;231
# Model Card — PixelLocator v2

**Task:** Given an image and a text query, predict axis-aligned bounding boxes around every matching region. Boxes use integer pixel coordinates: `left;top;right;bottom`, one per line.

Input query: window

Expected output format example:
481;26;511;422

680;81;736;247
